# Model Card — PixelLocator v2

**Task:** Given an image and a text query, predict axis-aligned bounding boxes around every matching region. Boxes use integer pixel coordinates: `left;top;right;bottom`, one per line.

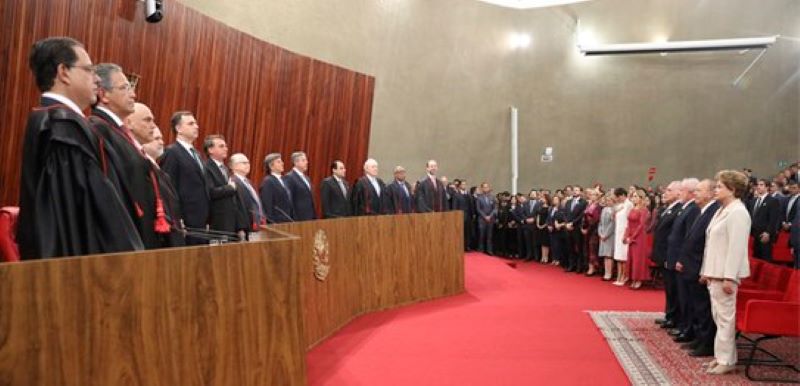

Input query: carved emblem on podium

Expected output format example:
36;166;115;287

313;230;330;281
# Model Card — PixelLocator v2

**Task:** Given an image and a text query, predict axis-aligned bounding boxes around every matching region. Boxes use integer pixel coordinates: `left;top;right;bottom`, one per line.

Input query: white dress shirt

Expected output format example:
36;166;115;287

42;92;84;117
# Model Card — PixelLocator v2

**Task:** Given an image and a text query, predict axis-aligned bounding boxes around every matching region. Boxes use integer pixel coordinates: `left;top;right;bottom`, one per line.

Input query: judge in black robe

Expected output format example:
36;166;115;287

90;107;160;249
17;96;144;259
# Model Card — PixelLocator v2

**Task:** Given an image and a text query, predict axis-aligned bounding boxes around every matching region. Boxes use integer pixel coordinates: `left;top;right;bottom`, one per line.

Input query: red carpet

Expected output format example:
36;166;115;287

307;253;662;385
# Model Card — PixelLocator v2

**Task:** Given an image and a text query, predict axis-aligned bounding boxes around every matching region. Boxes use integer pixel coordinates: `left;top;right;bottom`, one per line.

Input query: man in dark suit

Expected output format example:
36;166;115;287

564;186;587;272
667;178;700;342
476;182;496;255
386;165;414;214
450;179;472;251
780;181;798;244
320;160;352;219
229;153;264;233
653;181;682;329
415;160;447;213
90;63;161;249
749;179;781;261
259;153;294;223
17;37;143;259
792;204;800;269
284;151;316;221
513;193;537;261
160;111;210;245
351;159;391;215
675;179;719;357
203;135;247;238
140;126;185;248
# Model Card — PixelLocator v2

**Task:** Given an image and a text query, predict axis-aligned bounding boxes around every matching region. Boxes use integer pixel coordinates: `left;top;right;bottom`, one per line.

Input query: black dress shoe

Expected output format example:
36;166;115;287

660;321;676;329
689;347;714;357
674;333;695;343
655;318;668;325
667;328;682;336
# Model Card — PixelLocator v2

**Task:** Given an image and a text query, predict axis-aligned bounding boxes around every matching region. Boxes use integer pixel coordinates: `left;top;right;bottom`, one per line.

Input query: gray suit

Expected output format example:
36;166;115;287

476;193;496;254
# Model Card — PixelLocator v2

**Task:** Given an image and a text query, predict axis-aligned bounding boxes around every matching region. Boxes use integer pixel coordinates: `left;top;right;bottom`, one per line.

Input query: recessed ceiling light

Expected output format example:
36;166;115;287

476;0;592;9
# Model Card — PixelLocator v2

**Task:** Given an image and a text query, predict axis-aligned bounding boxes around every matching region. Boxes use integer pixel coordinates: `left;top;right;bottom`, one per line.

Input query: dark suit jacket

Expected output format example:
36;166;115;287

320;176;352;219
386;180;414;214
205;159;246;233
652;203;681;266
415;176;447;212
782;194;799;225
351;176;390;215
451;190;471;217
89;108;159;249
160;142;210;229
677;201;720;278
234;175;265;230
666;202;699;269
284;169;316;221
564;197;587;227
749;195;780;239
513;200;537;228
259;174;294;223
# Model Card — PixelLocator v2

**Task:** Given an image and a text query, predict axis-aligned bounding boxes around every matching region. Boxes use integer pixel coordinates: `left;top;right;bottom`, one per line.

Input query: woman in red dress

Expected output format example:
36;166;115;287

624;189;652;289
582;188;602;276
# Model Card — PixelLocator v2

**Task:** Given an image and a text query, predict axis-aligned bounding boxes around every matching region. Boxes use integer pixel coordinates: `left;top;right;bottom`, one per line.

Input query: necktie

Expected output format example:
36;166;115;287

219;163;228;179
242;176;263;217
787;196;797;221
754;197;763;217
529;201;534;214
337;178;347;197
189;148;203;170
571;199;577;211
400;181;409;197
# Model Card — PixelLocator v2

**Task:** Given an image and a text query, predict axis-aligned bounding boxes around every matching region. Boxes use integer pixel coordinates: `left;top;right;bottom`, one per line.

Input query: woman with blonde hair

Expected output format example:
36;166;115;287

700;170;751;375
625;189;652;289
613;188;633;285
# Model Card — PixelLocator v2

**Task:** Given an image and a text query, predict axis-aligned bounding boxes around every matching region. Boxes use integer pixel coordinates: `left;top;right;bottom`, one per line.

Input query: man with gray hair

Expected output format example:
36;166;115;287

666;177;701;343
284;151;317;221
229;153;264;234
351;159;390;215
89;63;162;249
386;165;414;214
259;153;294;223
654;180;683;329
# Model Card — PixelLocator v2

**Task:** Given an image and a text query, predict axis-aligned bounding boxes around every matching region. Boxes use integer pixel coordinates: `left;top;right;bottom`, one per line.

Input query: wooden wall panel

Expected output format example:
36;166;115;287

275;212;466;348
0;236;307;386
0;0;374;208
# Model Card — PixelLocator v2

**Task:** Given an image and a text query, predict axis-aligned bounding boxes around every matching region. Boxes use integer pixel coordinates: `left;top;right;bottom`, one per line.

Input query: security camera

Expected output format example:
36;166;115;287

145;0;163;23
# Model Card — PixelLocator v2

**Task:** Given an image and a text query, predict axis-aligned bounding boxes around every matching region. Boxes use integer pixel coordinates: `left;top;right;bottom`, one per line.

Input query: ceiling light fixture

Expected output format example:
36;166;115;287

477;0;591;10
578;35;779;56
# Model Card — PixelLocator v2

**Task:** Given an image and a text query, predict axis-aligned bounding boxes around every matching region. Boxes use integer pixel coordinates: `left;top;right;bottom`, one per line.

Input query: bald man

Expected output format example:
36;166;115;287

230;153;264;231
126;102;156;145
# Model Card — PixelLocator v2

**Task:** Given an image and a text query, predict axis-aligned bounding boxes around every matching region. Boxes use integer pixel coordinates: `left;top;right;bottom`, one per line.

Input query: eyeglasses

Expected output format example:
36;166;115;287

110;83;134;92
71;64;97;74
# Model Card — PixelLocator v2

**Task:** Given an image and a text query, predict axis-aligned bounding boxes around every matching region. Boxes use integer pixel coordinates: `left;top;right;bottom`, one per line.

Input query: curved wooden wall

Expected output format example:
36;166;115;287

275;212;465;348
0;235;307;386
0;0;374;207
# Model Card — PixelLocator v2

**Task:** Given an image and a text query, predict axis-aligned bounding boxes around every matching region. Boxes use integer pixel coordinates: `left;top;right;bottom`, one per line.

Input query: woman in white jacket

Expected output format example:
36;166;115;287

700;170;751;375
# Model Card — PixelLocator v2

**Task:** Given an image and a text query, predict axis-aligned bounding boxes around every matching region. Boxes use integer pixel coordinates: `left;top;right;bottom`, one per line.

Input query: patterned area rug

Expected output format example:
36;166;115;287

590;311;800;385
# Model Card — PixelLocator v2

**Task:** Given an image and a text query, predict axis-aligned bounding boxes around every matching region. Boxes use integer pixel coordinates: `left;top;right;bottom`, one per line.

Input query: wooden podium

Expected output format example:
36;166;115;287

0;212;464;385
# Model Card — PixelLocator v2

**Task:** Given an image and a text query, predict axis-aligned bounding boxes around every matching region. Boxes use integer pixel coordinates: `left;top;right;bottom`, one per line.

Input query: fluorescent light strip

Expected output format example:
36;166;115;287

476;0;591;10
578;36;779;56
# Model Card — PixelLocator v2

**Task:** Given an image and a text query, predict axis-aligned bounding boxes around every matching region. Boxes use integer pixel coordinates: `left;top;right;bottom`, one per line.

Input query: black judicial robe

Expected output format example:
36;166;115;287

16;98;144;259
89;108;159;249
151;164;186;248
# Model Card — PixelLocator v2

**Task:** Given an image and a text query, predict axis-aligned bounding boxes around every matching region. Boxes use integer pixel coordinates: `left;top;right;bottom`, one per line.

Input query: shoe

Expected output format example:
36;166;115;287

706;364;735;375
565;267;575;272
603;275;613;281
667;328;682;336
586;269;596;276
673;333;695;343
655;318;668;325
680;340;698;350
689;347;714;357
612;281;624;286
660;320;676;329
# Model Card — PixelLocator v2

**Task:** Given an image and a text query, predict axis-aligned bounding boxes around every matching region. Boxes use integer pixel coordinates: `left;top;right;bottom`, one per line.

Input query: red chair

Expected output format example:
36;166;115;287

740;263;792;292
741;258;765;288
0;206;20;262
773;232;793;264
736;270;800;382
